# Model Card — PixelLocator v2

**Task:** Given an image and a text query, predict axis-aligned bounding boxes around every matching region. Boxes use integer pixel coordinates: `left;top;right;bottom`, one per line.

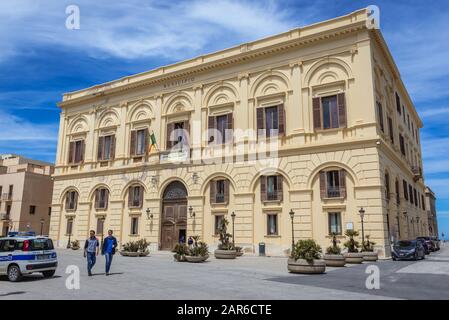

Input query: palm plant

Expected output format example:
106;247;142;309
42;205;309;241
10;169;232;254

362;235;375;252
217;218;234;250
291;239;322;262
343;230;360;253
326;233;341;255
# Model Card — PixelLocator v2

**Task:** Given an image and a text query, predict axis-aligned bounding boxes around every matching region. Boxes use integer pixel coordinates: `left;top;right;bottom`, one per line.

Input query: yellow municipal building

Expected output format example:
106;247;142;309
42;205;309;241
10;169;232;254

49;8;429;258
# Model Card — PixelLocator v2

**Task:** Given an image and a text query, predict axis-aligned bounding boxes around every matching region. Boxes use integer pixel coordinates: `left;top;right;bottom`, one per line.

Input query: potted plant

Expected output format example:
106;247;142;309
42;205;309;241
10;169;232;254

71;240;80;250
172;243;189;262
120;239;150;257
287;239;326;274
343;230;364;263
323;233;346;267
185;236;209;263
361;235;378;261
214;218;237;259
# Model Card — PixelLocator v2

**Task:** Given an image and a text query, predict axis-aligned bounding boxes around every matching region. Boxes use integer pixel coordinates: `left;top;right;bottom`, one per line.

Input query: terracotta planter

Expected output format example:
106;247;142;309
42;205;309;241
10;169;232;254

323;254;346;267
344;252;364;264
185;255;209;263
362;251;378;262
287;258;326;274
214;249;237;259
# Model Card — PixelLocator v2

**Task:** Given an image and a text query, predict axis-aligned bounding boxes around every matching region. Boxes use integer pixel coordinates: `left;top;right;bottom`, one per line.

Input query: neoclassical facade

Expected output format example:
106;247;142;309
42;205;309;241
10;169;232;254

49;9;429;257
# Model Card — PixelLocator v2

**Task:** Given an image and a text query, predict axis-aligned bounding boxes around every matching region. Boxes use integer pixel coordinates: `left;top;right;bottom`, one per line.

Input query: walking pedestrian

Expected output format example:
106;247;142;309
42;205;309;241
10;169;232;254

84;230;99;276
101;229;118;276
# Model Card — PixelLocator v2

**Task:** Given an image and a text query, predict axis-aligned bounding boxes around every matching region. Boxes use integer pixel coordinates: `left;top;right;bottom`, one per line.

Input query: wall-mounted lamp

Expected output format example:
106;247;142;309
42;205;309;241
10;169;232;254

146;208;153;220
189;205;195;218
151;176;159;188
192;172;199;184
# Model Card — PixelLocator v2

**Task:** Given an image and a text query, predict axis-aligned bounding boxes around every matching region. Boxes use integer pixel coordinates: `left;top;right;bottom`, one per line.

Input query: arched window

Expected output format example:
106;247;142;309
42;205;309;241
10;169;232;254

210;179;230;205
128;185;144;209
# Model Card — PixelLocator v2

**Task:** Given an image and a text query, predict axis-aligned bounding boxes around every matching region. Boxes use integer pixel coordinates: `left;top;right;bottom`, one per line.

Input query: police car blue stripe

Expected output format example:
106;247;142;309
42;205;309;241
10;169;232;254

0;254;37;261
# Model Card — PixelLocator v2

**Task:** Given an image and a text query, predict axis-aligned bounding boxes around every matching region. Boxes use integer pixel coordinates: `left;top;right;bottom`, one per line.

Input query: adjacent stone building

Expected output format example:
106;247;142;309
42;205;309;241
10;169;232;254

49;9;429;257
425;187;438;237
0;154;54;236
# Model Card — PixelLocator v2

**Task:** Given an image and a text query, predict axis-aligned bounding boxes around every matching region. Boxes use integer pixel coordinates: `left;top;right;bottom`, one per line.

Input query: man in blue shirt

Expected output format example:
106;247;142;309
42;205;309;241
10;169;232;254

101;229;118;276
84;230;99;276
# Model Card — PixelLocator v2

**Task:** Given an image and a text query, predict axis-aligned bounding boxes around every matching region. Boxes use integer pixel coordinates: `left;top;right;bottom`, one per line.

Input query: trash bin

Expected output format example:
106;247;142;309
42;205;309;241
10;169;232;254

258;242;266;256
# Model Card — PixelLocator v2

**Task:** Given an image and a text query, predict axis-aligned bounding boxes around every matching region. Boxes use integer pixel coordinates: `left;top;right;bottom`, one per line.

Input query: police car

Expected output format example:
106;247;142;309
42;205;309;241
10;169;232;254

0;235;58;282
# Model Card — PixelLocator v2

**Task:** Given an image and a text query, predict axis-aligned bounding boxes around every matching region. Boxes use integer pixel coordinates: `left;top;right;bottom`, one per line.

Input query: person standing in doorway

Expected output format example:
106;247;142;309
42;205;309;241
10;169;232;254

187;236;194;248
84;230;99;276
102;229;118;276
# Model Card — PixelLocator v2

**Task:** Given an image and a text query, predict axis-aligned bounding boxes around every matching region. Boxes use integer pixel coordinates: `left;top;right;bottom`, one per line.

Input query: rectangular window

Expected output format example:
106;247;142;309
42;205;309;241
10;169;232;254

96;218;104;235
385;173;390;201
328;212;342;235
131;217;139;235
216;115;228;144
215;180;225;203
413;188;418;207
377;102;384;132
399;134;405;155
136;129;146;155
267;214;278;235
98;135;115;161
69;140;85;164
407;114;411;131
96;189;108;209
265;106;279;135
421;194;426;210
267;176;279;201
214;215;224;235
326;171;341;198
388;117;394;144
257;105;285;138
322;95;339;129
66;219;73;235
29;205;36;215
129;186;142;208
396;92;401;114
402;106;406;123
66;191;77;211
6;205;11;215
48;207;52;216
409;185;414;204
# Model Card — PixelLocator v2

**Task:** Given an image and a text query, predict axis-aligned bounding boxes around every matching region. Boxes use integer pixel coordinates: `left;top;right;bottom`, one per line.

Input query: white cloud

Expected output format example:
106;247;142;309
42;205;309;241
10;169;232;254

0;0;298;61
420;107;449;119
0;110;58;142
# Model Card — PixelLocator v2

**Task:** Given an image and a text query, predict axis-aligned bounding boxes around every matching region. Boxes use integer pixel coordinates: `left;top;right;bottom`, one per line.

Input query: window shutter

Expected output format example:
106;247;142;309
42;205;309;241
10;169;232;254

68;141;75;164
319;171;327;199
138;186;144;208
110;135;116;160
183;121;190;146
130;130;137;156
104;189;109;210
257;108;264;137
73;192;78;211
312;97;321;130
94;189;100;209
65;192;70;210
80;140;85;163
144;128;149;155
260;176;267;202
339;170;346;199
224;179;230;204
278;104;285;135
166;123;174;149
208;116;215;144
403;180;408;200
97;136;104;160
337;93;347;128
210;180;216;204
128;186;133;207
277;175;283;201
226;113;233;143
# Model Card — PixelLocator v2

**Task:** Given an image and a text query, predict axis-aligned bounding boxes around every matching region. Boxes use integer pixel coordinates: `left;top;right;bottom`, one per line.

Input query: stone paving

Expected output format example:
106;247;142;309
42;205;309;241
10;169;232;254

1;243;448;300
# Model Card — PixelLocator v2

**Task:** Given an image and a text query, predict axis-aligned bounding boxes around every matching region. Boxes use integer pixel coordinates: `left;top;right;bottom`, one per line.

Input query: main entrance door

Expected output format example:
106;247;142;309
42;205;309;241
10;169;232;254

160;181;188;250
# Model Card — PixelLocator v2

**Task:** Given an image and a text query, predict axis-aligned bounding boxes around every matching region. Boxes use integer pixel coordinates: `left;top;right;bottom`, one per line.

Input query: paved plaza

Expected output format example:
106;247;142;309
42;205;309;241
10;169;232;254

1;244;449;300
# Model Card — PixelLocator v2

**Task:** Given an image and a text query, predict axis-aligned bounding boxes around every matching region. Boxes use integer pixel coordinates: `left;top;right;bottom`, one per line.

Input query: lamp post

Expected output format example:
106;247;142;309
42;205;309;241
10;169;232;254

359;207;365;246
289;209;295;253
66;219;72;249
231;211;236;248
40;218;45;236
189;206;195;218
146;208;153;220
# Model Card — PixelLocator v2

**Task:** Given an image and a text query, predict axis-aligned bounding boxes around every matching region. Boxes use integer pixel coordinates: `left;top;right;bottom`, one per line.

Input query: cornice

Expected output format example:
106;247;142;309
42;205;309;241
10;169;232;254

58;9;369;108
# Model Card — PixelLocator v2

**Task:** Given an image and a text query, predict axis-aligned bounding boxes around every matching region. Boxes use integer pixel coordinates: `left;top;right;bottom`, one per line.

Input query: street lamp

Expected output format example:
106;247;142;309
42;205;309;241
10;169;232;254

146;208;153;220
66;219;73;249
189;206;195;218
40;218;45;236
359;207;365;246
231;211;236;248
289;209;295;252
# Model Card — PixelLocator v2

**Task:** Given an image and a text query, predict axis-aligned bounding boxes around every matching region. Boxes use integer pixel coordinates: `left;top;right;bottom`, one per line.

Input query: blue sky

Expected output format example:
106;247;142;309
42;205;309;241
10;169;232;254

1;0;448;237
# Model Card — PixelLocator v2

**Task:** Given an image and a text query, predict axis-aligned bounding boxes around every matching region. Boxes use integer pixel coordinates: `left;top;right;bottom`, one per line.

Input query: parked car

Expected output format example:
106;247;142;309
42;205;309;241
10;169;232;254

430;237;441;251
416;238;431;254
417;237;435;252
392;240;426;261
0;236;57;282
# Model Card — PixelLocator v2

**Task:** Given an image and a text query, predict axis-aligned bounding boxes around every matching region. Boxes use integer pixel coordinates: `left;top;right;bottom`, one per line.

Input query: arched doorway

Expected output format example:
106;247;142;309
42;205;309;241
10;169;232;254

160;181;188;250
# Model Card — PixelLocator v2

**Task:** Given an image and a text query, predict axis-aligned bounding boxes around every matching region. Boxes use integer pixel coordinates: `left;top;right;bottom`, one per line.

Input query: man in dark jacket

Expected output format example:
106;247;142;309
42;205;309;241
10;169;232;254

101;229;118;276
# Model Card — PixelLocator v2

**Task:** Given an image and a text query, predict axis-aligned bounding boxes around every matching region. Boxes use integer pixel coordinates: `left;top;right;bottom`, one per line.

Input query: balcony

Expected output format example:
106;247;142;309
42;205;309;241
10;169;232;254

326;187;341;198
267;191;280;201
214;194;225;204
412;166;422;182
1;193;12;201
